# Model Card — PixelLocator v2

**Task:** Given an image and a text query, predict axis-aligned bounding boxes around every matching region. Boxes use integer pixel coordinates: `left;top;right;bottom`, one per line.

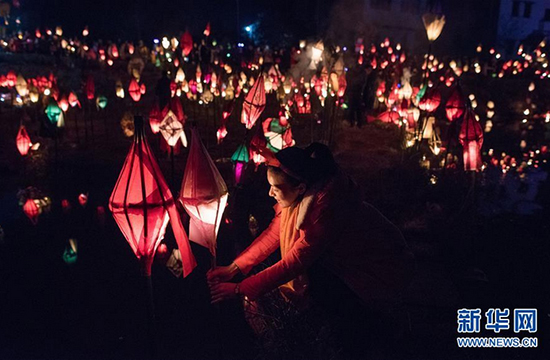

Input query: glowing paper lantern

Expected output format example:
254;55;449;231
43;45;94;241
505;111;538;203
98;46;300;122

129;79;142;102
180;31;193;57
109;116;196;276
85;75;95;100
62;238;78;265
377;110;401;125
459;109;484;171
68;92;80;108
16;125;31;156
179;129;228;257
241;75;266;129
149;104;162;134
422;13;446;42
176;68;185;83
204;22;211;37
115;80;125;98
58;96;69;112
15;75;28;96
45;102;62;124
23;198;39;225
418;88;441;113
445;86;466;121
231;144;249;183
159;110;187;148
6;71;16;87
96;95;108;110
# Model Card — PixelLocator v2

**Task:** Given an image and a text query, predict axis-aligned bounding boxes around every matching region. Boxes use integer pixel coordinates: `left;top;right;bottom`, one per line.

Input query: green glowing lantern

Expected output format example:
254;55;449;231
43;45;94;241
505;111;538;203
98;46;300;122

62;238;78;265
231;144;249;163
45;102;62;124
231;144;249;184
96;95;108;110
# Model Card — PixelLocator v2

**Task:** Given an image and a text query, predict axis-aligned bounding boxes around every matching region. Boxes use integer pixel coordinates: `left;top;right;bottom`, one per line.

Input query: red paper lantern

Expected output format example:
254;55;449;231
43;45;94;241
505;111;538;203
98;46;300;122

180;31;193;57
459;109;484;171
241;75;266;129
445;86;466;121
419;88;441;113
58;96;69;112
377;110;401;125
129;79;142;102
85;75;95;100
109;116;196;276
23;198;39;225
16;125;31;156
149;104;162;134
203;22;211;37
6;71;17;87
68;92;80;108
62;199;71;213
78;193;88;207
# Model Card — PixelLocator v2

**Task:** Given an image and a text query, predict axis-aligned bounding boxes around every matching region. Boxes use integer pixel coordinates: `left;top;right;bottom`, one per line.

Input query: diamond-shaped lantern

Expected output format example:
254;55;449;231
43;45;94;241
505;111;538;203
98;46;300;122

179;128;228;258
109;116;196;276
241;75;266;129
159;110;187;148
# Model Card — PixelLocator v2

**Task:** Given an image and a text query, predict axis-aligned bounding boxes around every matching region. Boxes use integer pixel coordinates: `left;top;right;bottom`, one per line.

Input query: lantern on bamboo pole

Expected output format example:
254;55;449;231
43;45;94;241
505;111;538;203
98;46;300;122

23;198;39;225
110;116;196;357
129;79;146;102
179;128;228;263
110;115;196;276
445;85;466;122
16;125;31;156
241;75;266;129
231;144;249;184
85;75;95;100
180;30;193;57
422;12;446;43
459;109;483;171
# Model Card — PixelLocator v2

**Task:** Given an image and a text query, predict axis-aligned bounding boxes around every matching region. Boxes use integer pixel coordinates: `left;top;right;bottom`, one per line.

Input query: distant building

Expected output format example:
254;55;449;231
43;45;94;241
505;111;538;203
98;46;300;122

497;0;550;54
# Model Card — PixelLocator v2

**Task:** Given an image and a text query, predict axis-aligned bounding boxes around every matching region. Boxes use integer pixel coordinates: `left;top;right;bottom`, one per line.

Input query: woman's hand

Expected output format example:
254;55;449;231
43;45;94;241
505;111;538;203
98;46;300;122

206;263;240;285
209;282;239;304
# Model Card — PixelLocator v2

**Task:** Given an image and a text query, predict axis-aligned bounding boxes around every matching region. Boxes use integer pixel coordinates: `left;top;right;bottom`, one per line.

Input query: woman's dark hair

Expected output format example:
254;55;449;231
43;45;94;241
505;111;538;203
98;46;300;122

304;142;338;179
269;144;338;187
272;147;315;186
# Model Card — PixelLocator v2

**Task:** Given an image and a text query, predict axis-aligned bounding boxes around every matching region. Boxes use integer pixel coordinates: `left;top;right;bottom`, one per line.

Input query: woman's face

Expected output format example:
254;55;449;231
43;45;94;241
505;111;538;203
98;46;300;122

267;169;305;208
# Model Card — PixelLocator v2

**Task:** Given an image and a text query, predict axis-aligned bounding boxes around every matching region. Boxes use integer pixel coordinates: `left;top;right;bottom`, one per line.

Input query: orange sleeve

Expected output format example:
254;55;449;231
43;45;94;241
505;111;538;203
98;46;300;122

239;196;334;300
233;205;282;275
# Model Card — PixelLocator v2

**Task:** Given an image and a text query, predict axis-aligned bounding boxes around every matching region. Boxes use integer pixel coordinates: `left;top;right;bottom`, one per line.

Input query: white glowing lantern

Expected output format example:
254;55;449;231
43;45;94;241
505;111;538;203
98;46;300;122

176;68;185;83
116;80;125;99
171;37;179;50
485;120;493;133
400;82;413;100
179;129;228;257
422;13;445;42
310;41;324;68
423;116;436;139
162;37;170;50
15;75;28;97
159;110;187;147
528;82;535;92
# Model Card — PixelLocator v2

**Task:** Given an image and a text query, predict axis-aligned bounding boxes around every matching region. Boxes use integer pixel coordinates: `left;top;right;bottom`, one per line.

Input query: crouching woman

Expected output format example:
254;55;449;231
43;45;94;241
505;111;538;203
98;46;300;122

208;145;415;357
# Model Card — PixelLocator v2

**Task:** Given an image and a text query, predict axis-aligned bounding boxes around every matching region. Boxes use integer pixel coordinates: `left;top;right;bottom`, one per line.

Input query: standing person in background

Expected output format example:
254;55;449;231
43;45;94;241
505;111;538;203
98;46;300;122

346;65;367;127
155;70;171;111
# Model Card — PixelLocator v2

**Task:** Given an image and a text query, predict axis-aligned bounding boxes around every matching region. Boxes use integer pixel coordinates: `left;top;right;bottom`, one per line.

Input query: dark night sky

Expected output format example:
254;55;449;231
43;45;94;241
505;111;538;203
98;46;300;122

18;0;337;43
